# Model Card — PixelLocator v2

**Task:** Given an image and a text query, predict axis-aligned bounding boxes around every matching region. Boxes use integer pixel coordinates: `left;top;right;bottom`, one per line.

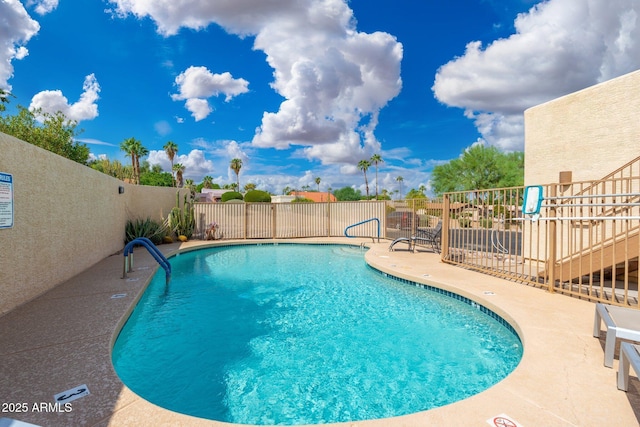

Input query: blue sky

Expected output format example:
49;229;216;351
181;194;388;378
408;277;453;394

2;0;640;196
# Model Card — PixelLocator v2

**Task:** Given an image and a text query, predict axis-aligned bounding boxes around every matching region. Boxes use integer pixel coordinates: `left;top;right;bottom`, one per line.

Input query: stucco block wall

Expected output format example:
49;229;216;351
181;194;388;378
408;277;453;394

524;69;640;186
0;132;183;315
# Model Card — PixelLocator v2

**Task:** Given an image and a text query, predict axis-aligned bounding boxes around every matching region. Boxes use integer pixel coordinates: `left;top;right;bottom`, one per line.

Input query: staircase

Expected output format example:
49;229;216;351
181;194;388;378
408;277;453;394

551;230;639;283
543;155;640;288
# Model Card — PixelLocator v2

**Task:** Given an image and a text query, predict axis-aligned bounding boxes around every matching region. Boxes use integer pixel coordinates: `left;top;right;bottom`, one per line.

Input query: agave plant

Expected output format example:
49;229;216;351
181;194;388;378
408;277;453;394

125;217;167;244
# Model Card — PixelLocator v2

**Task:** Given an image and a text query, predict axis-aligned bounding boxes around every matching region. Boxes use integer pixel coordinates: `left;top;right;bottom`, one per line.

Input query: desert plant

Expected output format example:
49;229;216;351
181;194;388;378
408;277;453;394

459;218;472;228
167;192;196;239
480;218;493;228
125;217;167;245
458;211;474;228
221;191;244;202
291;197;314;203
244;189;272;202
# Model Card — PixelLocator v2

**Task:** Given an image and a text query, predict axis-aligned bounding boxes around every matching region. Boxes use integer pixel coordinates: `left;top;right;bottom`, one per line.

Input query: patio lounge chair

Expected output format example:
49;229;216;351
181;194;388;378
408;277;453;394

412;221;442;253
618;342;640;391
593;303;640;368
388;221;442;253
388;236;412;252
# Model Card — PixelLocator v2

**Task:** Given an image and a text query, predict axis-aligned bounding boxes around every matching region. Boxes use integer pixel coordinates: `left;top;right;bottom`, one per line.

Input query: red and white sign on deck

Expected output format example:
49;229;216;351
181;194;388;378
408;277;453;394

487;414;524;427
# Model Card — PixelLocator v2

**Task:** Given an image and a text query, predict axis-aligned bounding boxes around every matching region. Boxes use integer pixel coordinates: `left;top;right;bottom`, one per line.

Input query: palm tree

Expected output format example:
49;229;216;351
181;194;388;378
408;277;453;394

184;178;195;196
120;137;140;184
358;159;371;199
396;176;404;200
244;183;256;191
163;141;178;186
202;175;214;189
419;184;427;197
173;163;185;188
230;158;242;190
0;88;13;111
315;177;321;192
370;154;383;199
132;140;148;185
283;186;292;195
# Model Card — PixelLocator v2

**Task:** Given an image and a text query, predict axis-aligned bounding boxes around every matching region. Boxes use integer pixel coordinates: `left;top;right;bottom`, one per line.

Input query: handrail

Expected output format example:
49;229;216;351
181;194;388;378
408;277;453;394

344;218;380;243
565;154;640;200
123;237;171;284
516;216;640;221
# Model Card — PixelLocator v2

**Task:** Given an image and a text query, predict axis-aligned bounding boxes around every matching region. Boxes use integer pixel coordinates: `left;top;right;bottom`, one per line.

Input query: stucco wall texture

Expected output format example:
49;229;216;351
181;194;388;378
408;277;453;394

524;69;640;186
0;132;182;315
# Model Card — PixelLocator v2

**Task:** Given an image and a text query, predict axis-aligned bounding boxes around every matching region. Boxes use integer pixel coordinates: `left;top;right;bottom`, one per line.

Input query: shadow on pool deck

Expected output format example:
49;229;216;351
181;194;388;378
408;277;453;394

0;238;638;427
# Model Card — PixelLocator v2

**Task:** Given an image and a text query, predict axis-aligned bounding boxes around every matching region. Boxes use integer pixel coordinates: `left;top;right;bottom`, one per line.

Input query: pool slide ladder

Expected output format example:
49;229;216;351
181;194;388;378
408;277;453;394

344;218;380;243
122;237;171;284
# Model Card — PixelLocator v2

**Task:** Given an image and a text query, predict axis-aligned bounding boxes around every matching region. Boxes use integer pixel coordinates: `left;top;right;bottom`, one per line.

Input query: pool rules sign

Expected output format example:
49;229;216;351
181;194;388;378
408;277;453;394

0;172;14;229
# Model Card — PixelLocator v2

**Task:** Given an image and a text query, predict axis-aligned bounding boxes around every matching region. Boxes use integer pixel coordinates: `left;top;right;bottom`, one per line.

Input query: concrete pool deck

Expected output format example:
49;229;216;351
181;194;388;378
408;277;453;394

1;238;639;427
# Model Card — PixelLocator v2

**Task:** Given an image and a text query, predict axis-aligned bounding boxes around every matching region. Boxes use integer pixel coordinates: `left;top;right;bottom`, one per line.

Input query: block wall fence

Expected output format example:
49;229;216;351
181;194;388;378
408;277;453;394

0;132;184;315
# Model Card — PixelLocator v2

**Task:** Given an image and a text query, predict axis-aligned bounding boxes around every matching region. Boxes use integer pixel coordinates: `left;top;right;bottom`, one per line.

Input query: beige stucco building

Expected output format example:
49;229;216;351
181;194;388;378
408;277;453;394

525;68;640;185
522;68;640;283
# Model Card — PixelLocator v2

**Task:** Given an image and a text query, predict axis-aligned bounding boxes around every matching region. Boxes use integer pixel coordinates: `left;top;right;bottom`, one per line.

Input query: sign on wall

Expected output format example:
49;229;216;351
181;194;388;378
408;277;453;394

0;172;14;229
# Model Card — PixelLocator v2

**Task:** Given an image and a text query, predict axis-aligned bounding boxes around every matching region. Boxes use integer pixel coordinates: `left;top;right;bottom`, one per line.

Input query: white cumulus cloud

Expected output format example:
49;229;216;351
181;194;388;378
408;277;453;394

148;149;216;181
433;0;640;151
221;140;248;163
184;98;212;122
26;0;59;15
0;0;40;90
108;0;299;37
171;66;249;121
250;13;402;164
108;0;403;166
29;74;101;122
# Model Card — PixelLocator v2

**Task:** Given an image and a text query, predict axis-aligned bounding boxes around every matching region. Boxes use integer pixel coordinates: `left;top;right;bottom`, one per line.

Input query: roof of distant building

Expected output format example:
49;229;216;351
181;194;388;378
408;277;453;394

290;191;337;202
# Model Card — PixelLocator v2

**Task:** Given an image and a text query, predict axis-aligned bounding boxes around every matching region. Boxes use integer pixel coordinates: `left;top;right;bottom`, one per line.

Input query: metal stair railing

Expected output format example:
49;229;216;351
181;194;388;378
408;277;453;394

344;218;380;243
123;237;171;284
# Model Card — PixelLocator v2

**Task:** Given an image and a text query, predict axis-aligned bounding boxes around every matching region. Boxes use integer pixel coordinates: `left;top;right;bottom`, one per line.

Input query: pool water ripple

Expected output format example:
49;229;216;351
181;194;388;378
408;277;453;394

112;244;522;425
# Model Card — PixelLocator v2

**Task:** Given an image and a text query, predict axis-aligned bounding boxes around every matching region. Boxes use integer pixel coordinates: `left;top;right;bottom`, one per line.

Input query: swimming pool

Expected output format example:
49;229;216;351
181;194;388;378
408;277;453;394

112;244;522;425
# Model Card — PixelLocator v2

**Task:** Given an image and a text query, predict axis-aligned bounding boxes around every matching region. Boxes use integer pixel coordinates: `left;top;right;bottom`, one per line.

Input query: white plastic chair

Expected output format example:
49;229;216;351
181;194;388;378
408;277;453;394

618;342;640;391
593;303;640;368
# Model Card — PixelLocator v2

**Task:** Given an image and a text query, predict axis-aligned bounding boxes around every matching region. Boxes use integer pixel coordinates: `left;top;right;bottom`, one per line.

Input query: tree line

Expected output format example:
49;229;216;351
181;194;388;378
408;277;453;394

1;89;523;199
0;90;89;164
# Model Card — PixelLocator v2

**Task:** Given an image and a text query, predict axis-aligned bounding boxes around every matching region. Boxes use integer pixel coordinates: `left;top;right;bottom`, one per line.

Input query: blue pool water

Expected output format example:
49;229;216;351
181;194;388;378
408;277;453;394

112;244;522;425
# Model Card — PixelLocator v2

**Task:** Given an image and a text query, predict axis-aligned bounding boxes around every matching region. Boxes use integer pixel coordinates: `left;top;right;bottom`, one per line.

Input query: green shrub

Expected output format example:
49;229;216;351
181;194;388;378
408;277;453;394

125;217;167;245
292;197;314;203
480;218;493;228
221;191;244;202
459;218;472;228
458;211;474;228
244;189;272;202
